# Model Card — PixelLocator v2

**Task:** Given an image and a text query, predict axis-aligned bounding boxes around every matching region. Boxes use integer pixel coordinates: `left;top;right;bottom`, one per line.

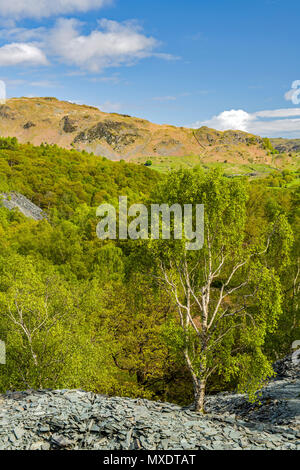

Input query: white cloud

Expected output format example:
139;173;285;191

255;108;300;118
30;80;57;87
194;109;256;132
47;18;169;72
152;96;177;102
248;118;300;136
285;80;300;105
99;100;122;112
2;78;58;88
89;74;121;84
152;92;192;102
0;43;48;66
5;79;26;86
0;27;46;42
0;0;112;19
0;18;174;72
152;52;179;61
192;108;300;137
190;82;300;136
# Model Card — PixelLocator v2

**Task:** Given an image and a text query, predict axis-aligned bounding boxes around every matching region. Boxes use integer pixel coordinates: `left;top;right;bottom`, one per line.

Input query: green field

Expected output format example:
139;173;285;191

133;153;300;181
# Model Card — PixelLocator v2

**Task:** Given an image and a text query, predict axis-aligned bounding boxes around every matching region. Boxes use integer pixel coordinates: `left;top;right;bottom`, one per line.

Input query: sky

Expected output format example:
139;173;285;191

0;0;300;137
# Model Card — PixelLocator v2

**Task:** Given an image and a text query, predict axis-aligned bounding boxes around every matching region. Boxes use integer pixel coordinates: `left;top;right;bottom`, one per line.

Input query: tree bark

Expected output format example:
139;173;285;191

194;379;206;413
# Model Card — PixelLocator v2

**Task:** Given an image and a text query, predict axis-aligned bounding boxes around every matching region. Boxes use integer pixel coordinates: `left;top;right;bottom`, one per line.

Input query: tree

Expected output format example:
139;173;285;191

0;253;120;394
246;180;298;360
263;184;300;358
0;254;78;389
107;273;175;399
148;169;291;412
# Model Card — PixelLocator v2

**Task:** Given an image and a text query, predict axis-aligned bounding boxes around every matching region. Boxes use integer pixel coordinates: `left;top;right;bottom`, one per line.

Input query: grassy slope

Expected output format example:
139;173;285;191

133;154;299;179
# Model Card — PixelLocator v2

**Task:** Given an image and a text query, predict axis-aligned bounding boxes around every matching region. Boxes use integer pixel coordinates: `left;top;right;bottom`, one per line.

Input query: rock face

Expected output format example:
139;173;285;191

0;105;15;120
23;121;36;130
61;116;77;134
0;356;299;451
73;120;141;152
194;127;263;147
0;192;47;221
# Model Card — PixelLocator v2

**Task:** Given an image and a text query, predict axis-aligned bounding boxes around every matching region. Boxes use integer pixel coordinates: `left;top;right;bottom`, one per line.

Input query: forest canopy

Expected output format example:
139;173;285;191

0;138;299;407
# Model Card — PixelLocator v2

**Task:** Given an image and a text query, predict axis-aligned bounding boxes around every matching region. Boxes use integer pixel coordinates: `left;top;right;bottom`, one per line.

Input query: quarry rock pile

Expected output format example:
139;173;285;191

0;355;299;451
0;192;47;221
205;355;300;429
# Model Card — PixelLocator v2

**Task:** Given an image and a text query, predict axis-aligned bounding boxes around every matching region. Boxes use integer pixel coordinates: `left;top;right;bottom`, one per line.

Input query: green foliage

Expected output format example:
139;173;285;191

260;170;299;188
138;169;294;406
0;138;160;218
0;139;298;408
0;137;18;150
262;137;278;154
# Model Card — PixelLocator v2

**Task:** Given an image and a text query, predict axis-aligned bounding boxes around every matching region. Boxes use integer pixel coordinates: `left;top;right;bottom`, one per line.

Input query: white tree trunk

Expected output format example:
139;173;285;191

194;379;206;413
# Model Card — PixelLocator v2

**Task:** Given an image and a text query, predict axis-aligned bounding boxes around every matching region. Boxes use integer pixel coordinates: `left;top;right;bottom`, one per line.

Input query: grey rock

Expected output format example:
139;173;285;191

13;426;25;440
0;192;47;221
51;434;72;448
30;441;49;451
0;355;298;451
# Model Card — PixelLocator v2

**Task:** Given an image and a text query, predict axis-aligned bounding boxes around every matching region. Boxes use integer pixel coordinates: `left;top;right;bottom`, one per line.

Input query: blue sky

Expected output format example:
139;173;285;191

0;0;300;137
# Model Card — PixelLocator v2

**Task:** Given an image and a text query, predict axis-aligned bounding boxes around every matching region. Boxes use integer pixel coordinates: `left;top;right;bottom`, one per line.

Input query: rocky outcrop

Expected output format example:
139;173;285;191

194;127;263;147
0;192;47;221
0;105;15;120
0;355;299;450
270;138;300;154
73;120;140;151
154;139;183;156
23;121;36;129
61;116;77;133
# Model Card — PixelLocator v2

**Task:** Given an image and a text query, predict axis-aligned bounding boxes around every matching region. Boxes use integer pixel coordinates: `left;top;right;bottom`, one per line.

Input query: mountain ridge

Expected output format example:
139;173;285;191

0;97;283;167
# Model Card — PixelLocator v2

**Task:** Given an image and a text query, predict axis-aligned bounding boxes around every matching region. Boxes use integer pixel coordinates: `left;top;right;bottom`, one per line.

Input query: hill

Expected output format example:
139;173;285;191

0;97;290;170
0;138;160;218
271;138;300;154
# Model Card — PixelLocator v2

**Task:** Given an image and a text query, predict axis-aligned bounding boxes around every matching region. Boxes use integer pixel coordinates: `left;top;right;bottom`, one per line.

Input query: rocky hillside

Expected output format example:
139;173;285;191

0;97;274;165
0;355;299;450
271;138;300;154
